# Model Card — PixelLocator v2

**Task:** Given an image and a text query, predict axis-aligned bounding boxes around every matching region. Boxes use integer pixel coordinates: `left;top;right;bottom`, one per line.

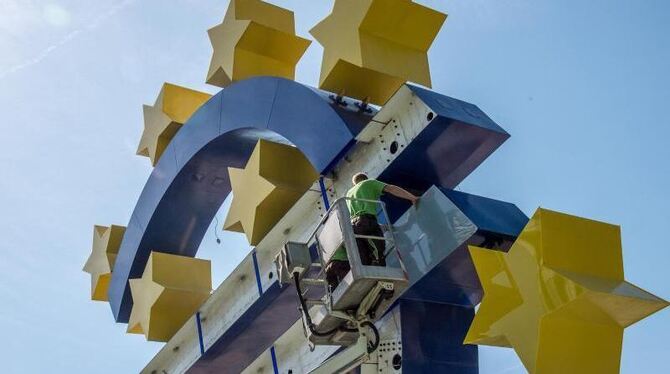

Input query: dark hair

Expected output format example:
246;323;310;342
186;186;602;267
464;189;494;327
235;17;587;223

352;172;368;185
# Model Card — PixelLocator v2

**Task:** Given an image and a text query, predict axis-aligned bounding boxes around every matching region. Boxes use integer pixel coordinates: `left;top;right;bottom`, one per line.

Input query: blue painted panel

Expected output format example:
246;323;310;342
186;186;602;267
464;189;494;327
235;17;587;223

407;84;503;133
188;282;300;374
219;77;277;133
402;244;488;306
378;88;509;196
441;188;528;239
400;299;478;373
379;119;507;193
267;79;367;173
109;77;375;322
173;92;223;168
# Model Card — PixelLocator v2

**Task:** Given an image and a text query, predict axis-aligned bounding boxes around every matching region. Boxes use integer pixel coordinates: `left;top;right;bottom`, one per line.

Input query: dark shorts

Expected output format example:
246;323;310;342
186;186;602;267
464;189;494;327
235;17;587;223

326;214;386;290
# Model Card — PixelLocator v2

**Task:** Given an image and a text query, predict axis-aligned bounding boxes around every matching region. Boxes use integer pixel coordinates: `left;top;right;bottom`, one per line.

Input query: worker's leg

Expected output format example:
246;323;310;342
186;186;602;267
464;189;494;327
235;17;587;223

325;260;350;290
352;215;386;266
370;222;386;266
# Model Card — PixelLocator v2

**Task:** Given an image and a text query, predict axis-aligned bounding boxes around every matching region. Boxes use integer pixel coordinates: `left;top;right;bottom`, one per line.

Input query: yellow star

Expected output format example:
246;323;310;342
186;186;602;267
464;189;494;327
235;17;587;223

465;208;669;374
82;225;125;301
126;252;211;342
224;139;318;245
136;83;211;166
310;0;446;105
206;0;311;87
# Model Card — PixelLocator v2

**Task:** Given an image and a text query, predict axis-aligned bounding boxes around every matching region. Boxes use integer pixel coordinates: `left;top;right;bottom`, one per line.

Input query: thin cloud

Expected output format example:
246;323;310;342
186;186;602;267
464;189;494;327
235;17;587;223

43;3;72;27
0;0;137;80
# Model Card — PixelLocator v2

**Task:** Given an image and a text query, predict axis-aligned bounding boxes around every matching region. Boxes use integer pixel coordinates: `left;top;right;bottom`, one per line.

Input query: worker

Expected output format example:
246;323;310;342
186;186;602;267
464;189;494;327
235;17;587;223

326;172;419;290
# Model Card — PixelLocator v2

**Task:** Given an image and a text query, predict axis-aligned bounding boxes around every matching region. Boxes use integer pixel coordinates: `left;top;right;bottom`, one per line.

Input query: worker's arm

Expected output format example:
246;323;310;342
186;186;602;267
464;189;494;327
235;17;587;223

383;184;419;205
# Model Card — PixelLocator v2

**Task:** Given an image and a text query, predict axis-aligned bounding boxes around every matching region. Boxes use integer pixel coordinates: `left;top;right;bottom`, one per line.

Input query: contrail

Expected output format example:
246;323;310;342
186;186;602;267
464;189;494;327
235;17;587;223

0;0;138;80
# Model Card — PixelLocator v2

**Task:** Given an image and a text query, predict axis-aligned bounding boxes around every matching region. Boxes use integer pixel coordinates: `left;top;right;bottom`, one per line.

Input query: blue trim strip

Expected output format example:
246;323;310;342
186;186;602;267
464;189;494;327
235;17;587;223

270;346;279;374
251;250;263;296
318;176;330;210
196;311;205;355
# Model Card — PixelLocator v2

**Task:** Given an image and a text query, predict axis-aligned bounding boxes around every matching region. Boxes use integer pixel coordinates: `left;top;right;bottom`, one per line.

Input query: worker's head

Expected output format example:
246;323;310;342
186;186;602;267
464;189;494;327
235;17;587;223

352;172;368;185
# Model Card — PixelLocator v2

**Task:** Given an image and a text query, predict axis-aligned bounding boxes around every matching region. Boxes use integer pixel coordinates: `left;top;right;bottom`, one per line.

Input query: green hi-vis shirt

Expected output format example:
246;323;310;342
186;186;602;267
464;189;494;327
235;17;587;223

346;179;386;218
330;179;386;262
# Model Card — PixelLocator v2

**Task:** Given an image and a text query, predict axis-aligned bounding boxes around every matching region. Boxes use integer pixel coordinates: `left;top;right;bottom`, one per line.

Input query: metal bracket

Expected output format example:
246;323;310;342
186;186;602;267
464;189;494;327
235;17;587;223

329;91;348;107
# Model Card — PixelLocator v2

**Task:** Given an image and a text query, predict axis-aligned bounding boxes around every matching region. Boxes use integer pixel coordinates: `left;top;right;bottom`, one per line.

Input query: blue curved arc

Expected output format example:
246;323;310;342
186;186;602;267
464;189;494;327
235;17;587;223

109;77;374;322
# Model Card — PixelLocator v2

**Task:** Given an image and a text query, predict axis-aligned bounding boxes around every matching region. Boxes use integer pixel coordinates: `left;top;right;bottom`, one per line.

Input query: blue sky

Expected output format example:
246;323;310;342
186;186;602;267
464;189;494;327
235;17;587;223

0;0;668;373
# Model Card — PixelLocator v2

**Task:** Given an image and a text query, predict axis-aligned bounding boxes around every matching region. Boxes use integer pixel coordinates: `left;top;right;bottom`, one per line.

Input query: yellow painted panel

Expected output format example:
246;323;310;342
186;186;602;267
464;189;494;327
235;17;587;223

126;252;211;342
224;139;318;245
161;83;212;124
536;313;623;374
231;0;294;34
233;47;296;84
236;22;311;66
137;83;211;166
359;34;432;87
206;0;310;88
537;209;624;281
465;208;669;373
90;273;111;302
318;59;406;107
360;0;446;51
152;250;212;291
310;0;446;105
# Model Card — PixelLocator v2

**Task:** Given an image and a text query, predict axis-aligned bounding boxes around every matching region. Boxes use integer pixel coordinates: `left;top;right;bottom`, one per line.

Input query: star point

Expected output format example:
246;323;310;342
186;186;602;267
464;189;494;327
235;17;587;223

466;208;668;373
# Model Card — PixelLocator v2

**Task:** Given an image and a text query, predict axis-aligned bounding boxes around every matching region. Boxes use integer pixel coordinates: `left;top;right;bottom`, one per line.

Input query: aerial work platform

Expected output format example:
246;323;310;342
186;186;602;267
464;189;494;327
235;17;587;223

278;196;408;347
